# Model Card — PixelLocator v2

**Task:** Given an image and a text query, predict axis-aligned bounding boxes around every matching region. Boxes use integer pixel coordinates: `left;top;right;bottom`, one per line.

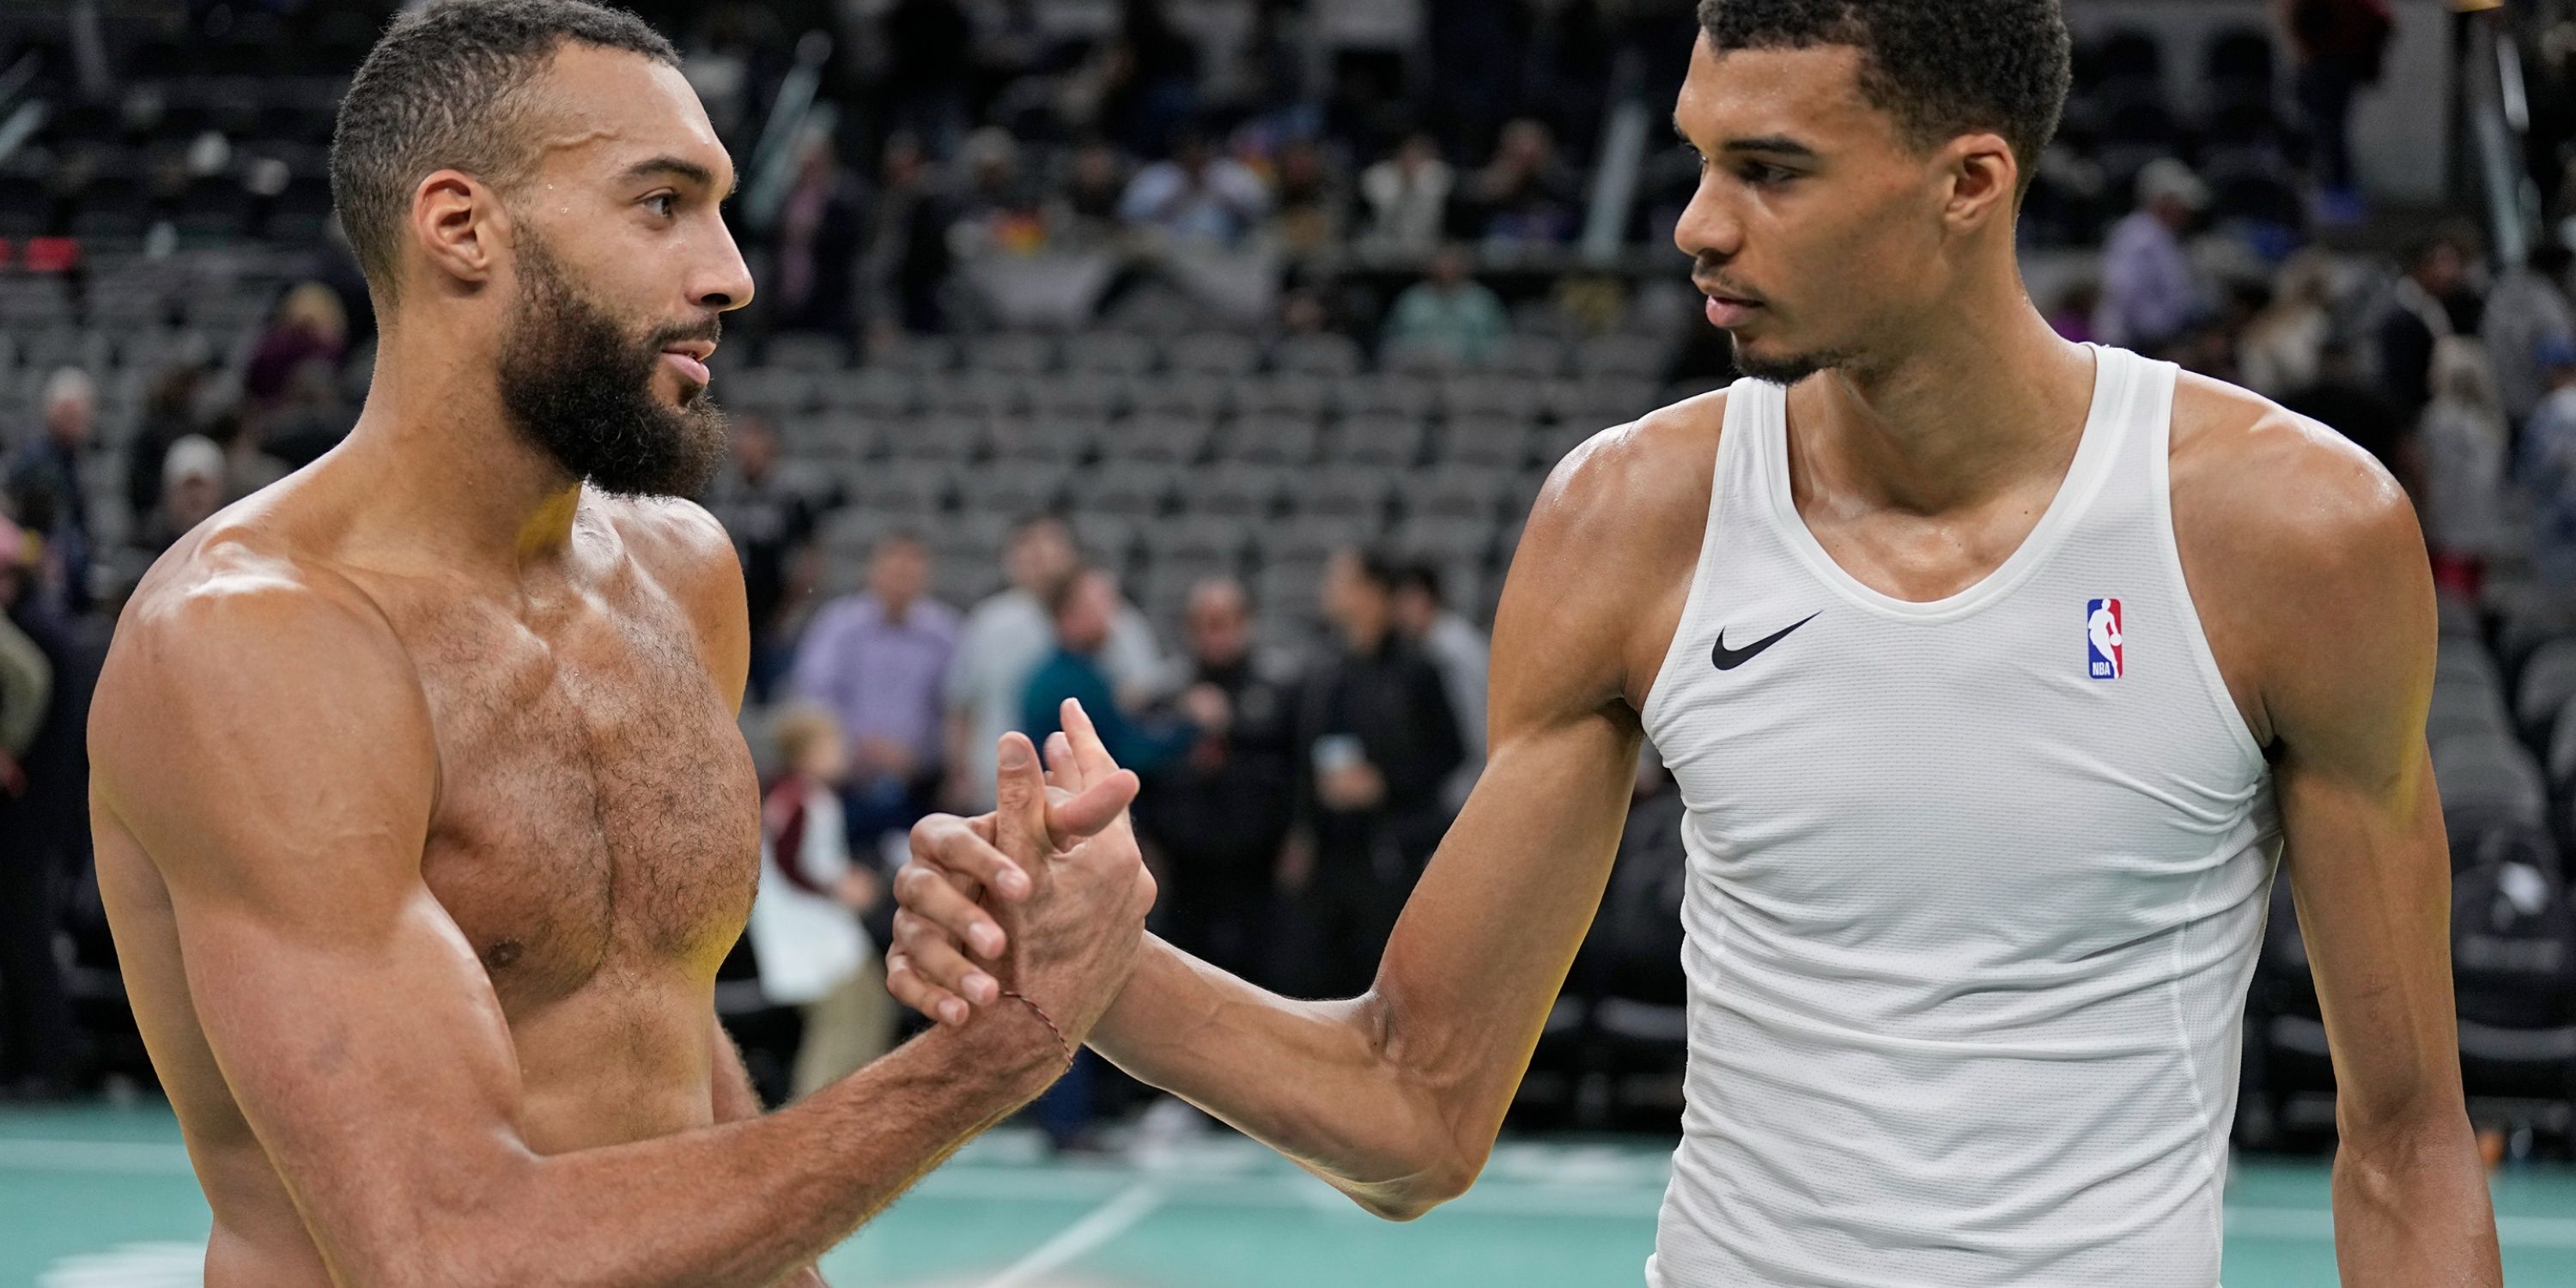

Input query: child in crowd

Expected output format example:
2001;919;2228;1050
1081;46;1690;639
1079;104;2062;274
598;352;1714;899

749;707;894;1099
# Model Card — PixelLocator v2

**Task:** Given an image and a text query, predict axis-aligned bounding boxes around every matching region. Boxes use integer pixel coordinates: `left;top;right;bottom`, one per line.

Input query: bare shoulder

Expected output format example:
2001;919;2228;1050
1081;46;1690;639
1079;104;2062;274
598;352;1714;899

2166;372;2433;748
1524;387;1728;567
591;492;750;701
94;525;436;840
1498;388;1727;714
2168;371;2424;592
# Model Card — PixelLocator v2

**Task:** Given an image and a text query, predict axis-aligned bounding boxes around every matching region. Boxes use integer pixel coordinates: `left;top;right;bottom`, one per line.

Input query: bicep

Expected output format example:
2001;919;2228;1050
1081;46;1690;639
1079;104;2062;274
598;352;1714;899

2257;482;2461;1127
92;583;534;1272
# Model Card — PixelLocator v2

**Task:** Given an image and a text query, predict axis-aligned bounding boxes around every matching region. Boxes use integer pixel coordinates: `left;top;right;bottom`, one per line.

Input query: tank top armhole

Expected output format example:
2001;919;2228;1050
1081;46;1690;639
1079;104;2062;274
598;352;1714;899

1640;385;1753;739
2149;374;2269;770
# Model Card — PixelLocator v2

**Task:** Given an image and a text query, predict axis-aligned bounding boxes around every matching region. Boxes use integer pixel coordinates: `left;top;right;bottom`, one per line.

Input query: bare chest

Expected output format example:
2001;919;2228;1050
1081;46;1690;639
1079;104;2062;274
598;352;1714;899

393;586;759;1013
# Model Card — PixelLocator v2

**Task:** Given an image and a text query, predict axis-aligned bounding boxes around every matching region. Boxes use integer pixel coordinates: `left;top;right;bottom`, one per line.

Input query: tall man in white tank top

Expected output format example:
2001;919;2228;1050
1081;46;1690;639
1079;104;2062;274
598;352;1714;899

889;1;2503;1281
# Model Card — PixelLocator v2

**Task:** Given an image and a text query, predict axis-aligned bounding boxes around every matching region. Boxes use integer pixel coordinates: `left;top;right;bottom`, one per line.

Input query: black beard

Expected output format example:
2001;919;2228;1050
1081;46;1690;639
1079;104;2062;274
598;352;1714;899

497;236;726;499
1731;335;1847;387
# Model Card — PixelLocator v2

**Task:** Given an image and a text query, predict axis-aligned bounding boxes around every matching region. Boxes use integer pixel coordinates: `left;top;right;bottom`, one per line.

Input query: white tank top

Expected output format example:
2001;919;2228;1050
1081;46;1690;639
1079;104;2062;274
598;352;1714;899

1638;347;2280;1287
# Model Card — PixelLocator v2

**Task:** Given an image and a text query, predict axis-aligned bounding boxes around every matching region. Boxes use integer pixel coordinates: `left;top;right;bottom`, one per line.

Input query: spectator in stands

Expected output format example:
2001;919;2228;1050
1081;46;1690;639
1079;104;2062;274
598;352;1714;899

2281;0;2393;216
1277;548;1464;999
2283;337;2415;491
1464;118;1581;246
1099;0;1204;157
2417;338;2510;598
772;129;866;334
860;132;957;340
944;513;1163;813
1118;129;1272;246
1018;563;1203;1154
1267;139;1348;257
261;356;358;470
4;368;98;613
1359;132;1455;253
244;282;349;410
0;515;76;1101
1382;245;1510;366
1049;138;1132;249
951;128;1048;257
1138;577;1299;985
791;532;958;848
2379;235;2478;417
702;416;819;703
2517;337;2576;585
139;435;226;557
749;707;892;1100
208;407;289;503
2482;240;2575;428
0;531;45;801
124;362;205;524
2044;281;2098;344
1392;562;1488;814
2239;250;2339;398
2093;158;2208;354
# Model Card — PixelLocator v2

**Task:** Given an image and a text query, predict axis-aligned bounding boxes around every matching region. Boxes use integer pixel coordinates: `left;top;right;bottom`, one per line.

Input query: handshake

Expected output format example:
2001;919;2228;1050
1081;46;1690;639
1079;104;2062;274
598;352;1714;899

885;698;1159;1062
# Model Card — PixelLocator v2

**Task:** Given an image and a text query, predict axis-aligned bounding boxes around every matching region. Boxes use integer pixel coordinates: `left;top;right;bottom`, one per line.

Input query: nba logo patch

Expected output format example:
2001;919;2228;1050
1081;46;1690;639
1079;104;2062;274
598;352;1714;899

2086;598;2124;680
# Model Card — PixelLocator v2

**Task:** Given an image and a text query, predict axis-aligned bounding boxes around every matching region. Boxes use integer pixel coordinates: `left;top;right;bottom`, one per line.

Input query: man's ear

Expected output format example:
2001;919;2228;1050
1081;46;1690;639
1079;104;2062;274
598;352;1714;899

1939;131;2020;235
408;168;512;293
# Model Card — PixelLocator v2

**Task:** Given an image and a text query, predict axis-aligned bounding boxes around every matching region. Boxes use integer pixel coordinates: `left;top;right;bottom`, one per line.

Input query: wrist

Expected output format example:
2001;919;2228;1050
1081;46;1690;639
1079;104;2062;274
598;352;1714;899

938;994;1071;1102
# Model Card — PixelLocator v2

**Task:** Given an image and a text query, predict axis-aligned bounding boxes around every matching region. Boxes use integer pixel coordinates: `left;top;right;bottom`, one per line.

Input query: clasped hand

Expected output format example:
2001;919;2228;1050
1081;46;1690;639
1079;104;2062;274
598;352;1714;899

887;699;1158;1045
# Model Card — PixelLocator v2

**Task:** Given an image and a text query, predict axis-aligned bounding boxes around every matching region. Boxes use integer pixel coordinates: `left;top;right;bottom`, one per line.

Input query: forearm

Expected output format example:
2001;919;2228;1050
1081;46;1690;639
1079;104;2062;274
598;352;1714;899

2330;1113;2501;1287
1087;936;1466;1218
463;1014;1058;1288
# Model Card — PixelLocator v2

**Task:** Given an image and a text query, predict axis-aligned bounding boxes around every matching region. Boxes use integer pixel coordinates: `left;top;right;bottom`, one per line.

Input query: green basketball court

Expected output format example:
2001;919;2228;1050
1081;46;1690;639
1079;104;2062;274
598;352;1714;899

5;1104;2572;1285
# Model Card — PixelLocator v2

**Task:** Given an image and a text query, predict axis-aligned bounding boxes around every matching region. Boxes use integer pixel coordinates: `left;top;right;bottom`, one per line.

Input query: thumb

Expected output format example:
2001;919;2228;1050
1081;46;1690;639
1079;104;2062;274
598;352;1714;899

1048;769;1140;848
994;732;1049;862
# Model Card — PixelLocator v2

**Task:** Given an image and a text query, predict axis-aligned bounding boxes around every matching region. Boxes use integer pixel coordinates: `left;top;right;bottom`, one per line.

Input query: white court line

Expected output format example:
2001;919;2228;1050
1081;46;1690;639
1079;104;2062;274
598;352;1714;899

971;1181;1164;1288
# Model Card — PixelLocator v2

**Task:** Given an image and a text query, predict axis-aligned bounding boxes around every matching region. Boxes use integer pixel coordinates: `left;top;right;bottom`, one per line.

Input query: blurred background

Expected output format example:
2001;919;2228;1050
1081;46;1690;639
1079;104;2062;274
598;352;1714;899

6;0;2576;1285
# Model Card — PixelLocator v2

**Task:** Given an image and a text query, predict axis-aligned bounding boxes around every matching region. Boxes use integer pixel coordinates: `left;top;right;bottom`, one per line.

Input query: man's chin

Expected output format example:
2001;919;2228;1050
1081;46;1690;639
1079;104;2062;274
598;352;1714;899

1731;335;1838;386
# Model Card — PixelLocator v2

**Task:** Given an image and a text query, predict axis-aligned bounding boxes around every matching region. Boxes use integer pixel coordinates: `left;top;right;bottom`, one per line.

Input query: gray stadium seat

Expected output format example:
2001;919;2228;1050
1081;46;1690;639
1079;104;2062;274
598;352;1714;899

956;465;1066;516
1103;413;1212;465
1165;333;1261;377
765;333;850;371
1273;333;1360;378
2516;640;2576;744
1070;513;1141;565
1298;466;1394;522
920;374;1024;418
1237;374;1331;419
1340;374;1438;420
1082;463;1182;516
1430;420;1533;471
2427;685;2514;748
988;413;1096;467
1062;331;1157;376
1221;413;1321;466
1390;515;1497;566
1196;464;1294;516
1328;412;1425;469
1160;513;1258;566
872;334;957;374
1405;466;1516;523
969;332;1057;376
886;414;983;465
1489;334;1571;379
848;471;948;519
1574;335;1667;381
1440;374;1543;424
1261;513;1357;566
1028;371;1124;419
1381;339;1465;378
1130;373;1231;420
819;370;916;418
2436;641;2504;692
2432;737;2550;827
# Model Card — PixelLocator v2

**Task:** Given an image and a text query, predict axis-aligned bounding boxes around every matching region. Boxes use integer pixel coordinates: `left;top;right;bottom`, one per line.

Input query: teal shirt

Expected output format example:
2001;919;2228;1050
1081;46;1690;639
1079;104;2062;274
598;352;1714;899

1021;647;1197;774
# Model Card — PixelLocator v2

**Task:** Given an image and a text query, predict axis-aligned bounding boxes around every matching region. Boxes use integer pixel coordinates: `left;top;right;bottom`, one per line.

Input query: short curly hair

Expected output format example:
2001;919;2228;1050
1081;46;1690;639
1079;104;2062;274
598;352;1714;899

329;0;680;301
1698;0;2070;193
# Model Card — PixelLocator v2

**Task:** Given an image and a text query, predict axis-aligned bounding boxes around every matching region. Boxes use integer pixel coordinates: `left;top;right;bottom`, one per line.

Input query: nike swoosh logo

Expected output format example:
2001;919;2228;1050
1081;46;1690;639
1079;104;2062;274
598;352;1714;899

1711;612;1821;671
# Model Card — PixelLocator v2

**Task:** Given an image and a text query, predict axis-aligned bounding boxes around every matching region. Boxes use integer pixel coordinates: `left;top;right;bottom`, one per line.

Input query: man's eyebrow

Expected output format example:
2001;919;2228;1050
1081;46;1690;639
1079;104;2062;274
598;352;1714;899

1721;135;1819;158
620;155;738;197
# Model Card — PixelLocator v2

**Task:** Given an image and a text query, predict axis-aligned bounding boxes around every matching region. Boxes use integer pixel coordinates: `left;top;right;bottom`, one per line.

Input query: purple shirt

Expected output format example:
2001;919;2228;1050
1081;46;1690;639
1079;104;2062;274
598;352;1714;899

790;592;961;773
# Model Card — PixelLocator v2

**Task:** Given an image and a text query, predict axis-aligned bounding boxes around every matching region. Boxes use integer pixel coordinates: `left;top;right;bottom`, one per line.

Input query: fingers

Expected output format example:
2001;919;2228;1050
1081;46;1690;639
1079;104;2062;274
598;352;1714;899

1044;730;1085;794
1046;768;1141;848
890;909;999;1009
993;732;1053;866
894;861;1010;960
885;948;972;1026
909;812;1031;902
1060;698;1126;786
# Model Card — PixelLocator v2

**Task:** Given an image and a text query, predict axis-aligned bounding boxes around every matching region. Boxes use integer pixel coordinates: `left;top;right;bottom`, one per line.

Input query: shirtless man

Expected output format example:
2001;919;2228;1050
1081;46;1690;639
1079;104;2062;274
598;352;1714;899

890;2;2503;1284
86;3;1151;1285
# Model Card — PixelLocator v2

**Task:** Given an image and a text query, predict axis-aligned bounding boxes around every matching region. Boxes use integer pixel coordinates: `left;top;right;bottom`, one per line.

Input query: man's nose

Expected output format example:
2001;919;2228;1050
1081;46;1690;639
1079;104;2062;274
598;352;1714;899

696;226;756;313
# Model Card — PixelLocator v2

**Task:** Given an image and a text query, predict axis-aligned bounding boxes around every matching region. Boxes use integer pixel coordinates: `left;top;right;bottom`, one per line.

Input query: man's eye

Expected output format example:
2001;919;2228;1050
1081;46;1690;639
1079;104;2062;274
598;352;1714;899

1740;163;1791;186
646;193;678;217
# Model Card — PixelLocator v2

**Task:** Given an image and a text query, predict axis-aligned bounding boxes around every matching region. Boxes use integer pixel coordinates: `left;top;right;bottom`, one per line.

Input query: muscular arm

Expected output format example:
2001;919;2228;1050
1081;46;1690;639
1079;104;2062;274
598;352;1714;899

906;414;1714;1218
2182;395;2500;1285
92;574;1060;1288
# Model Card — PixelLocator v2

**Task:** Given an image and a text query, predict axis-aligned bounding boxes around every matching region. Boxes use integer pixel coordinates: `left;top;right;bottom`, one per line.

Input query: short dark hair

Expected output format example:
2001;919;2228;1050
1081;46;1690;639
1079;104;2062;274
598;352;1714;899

1392;561;1443;605
330;0;680;301
1044;562;1103;620
1340;546;1405;596
1697;0;2070;195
